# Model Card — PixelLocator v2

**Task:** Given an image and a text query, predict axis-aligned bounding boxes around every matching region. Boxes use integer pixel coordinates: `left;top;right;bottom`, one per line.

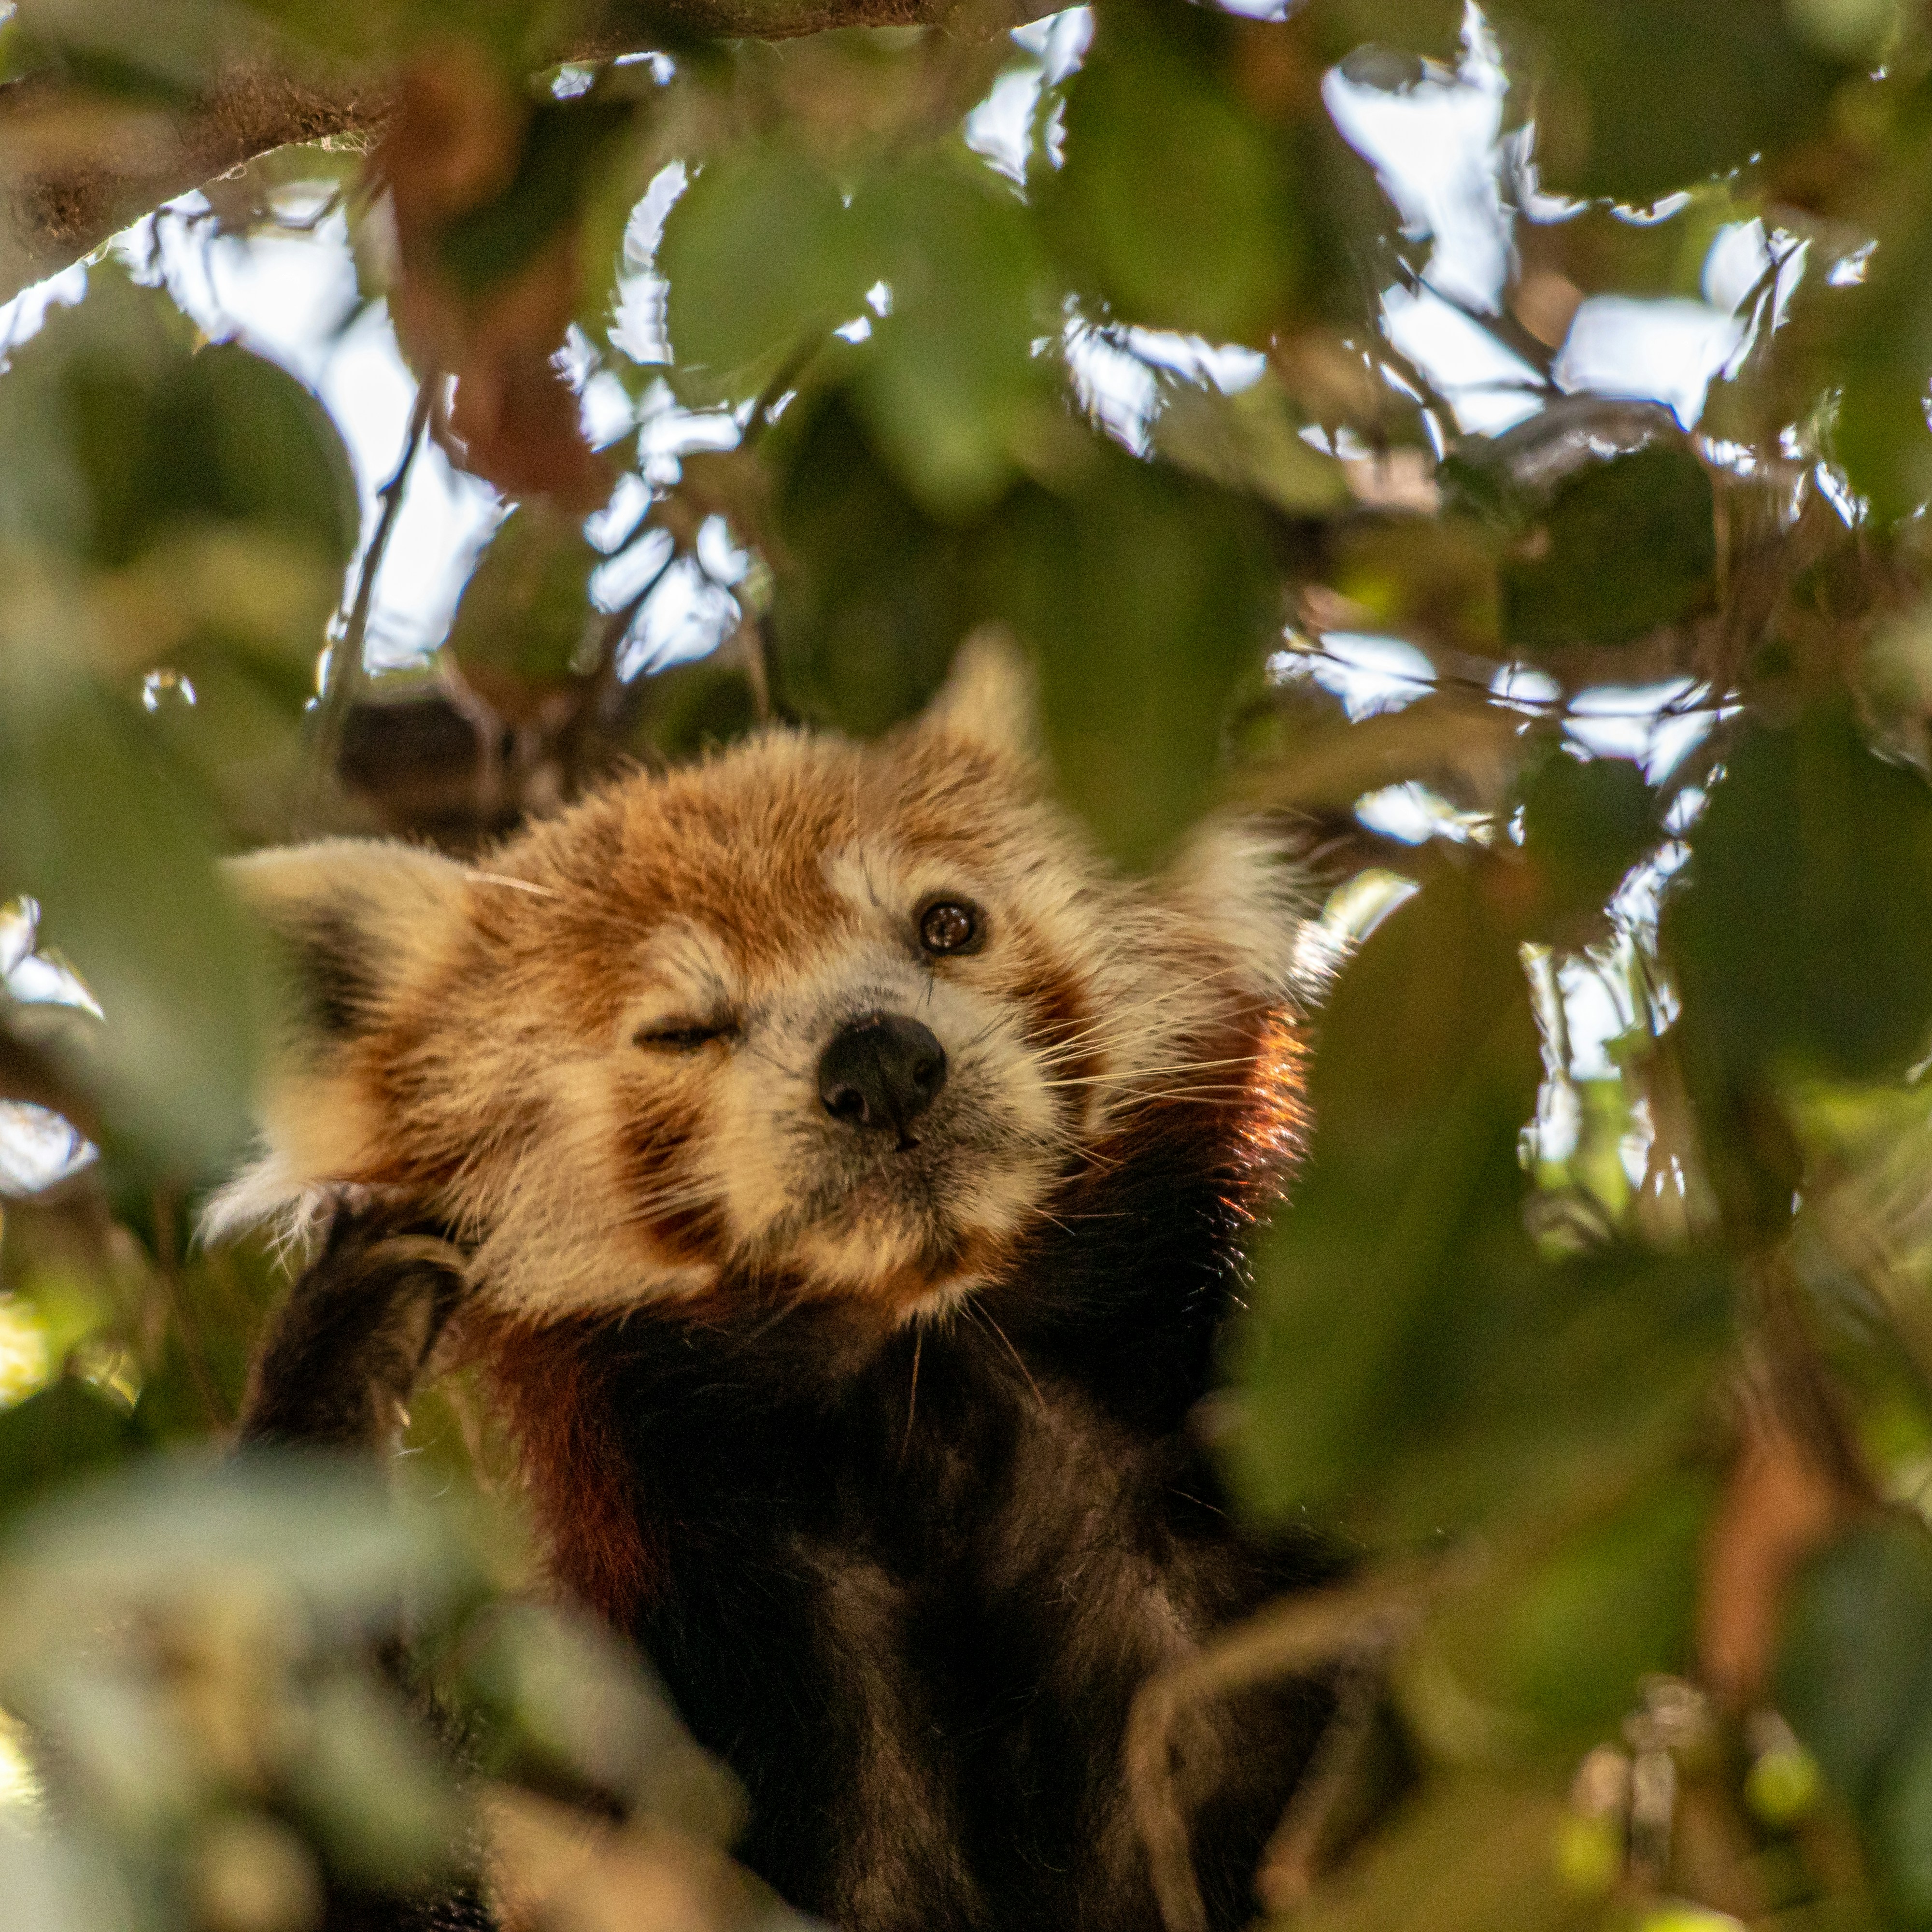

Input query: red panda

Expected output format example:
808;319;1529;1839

225;636;1341;1932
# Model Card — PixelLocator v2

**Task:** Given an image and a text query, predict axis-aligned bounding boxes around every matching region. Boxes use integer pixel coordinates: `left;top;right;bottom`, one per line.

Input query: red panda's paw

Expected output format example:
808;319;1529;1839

237;1205;469;1452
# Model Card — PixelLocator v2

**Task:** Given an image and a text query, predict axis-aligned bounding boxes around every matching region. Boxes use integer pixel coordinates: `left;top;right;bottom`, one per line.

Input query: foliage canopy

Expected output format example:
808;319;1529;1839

9;0;1932;1926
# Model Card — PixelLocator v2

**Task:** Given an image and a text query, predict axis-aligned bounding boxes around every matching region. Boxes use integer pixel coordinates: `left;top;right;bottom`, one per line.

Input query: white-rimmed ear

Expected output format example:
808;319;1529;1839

919;625;1040;764
227;838;472;1059
1162;814;1320;1008
210;840;474;1232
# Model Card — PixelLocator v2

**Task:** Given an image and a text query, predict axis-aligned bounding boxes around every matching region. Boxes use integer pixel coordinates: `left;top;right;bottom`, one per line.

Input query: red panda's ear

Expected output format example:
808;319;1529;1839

210;839;474;1225
225;838;471;1057
918;625;1041;767
1163;815;1319;1009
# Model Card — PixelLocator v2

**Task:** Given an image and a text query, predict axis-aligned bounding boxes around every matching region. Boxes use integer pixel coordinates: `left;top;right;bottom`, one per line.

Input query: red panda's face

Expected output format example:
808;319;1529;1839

216;639;1311;1323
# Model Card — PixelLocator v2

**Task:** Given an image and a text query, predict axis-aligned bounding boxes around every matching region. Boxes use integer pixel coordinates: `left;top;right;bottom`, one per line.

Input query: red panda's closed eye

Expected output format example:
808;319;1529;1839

633;1019;740;1052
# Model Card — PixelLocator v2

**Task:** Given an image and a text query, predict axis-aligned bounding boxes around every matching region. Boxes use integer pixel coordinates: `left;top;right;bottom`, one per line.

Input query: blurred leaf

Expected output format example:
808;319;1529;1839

1516;746;1658;937
1225;858;1545;1527
0;685;259;1177
0;1378;148;1531
1229;852;1730;1540
1506;444;1714;653
1236;690;1521;817
1044;0;1302;343
0;1455;482;1653
152;342;358;574
1834;140;1932;526
290;1673;467;1883
631;654;760;763
1152;369;1349;516
1325;515;1505;657
455;1599;742;1837
1493;0;1872;203
1289;1773;1570;1932
1777;1515;1932;1918
660;146;857;392
1302;0;1467;64
0;267;354;586
1778;1517;1932;1812
1664;702;1932;1089
768;389;983;736
1420;1464;1713;1756
445;501;599;714
990;442;1282;866
850;151;1053;515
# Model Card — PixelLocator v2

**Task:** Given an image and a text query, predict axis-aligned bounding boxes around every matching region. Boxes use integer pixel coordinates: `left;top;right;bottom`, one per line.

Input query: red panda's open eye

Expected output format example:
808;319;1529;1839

634;1020;738;1051
918;900;981;956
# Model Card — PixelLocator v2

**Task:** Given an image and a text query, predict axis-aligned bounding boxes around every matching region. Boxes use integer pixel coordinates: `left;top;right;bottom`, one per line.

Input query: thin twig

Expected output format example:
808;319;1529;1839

304;380;434;828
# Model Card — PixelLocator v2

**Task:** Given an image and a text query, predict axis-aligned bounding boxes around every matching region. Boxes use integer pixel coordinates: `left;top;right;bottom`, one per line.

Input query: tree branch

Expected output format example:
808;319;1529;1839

0;0;1057;306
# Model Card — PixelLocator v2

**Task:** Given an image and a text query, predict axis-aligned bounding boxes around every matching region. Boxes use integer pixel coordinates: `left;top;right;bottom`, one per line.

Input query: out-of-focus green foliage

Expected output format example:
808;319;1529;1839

13;0;1932;1926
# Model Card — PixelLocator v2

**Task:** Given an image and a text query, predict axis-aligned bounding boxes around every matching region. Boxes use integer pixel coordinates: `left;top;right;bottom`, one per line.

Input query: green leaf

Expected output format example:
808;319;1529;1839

0;685;260;1178
1775;1514;1932;1918
1227;856;1730;1540
1224;860;1546;1528
1302;0;1468;65
1516;746;1658;936
987;443;1282;867
1421;1465;1713;1755
768;390;984;737
444;501;600;698
660;146;858;391
1493;0;1871;203
1663;701;1932;1087
0;1380;148;1531
1043;0;1301;343
1779;1518;1932;1809
850;152;1053;516
151;342;359;575
1834;140;1932;526
0;267;355;587
1498;443;1716;653
1290;1774;1572;1932
1151;369;1349;516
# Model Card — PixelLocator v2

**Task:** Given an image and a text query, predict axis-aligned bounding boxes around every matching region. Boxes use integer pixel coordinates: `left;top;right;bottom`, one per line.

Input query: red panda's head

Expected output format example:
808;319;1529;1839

216;637;1313;1324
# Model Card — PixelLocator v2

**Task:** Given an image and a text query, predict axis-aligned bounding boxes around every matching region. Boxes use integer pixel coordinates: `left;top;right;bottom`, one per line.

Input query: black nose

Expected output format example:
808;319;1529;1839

818;1013;948;1141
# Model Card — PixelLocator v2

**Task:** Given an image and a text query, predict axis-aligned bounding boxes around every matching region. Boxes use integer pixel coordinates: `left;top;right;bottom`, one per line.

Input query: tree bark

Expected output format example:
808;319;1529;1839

0;0;1056;307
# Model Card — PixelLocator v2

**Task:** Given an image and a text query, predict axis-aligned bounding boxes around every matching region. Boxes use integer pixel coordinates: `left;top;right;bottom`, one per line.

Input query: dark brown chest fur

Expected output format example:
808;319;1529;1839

480;1257;1341;1932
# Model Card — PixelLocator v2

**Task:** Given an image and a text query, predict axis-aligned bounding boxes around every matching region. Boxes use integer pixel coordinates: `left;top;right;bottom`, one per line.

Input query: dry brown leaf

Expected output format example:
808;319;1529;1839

378;47;611;510
1697;1417;1849;1707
